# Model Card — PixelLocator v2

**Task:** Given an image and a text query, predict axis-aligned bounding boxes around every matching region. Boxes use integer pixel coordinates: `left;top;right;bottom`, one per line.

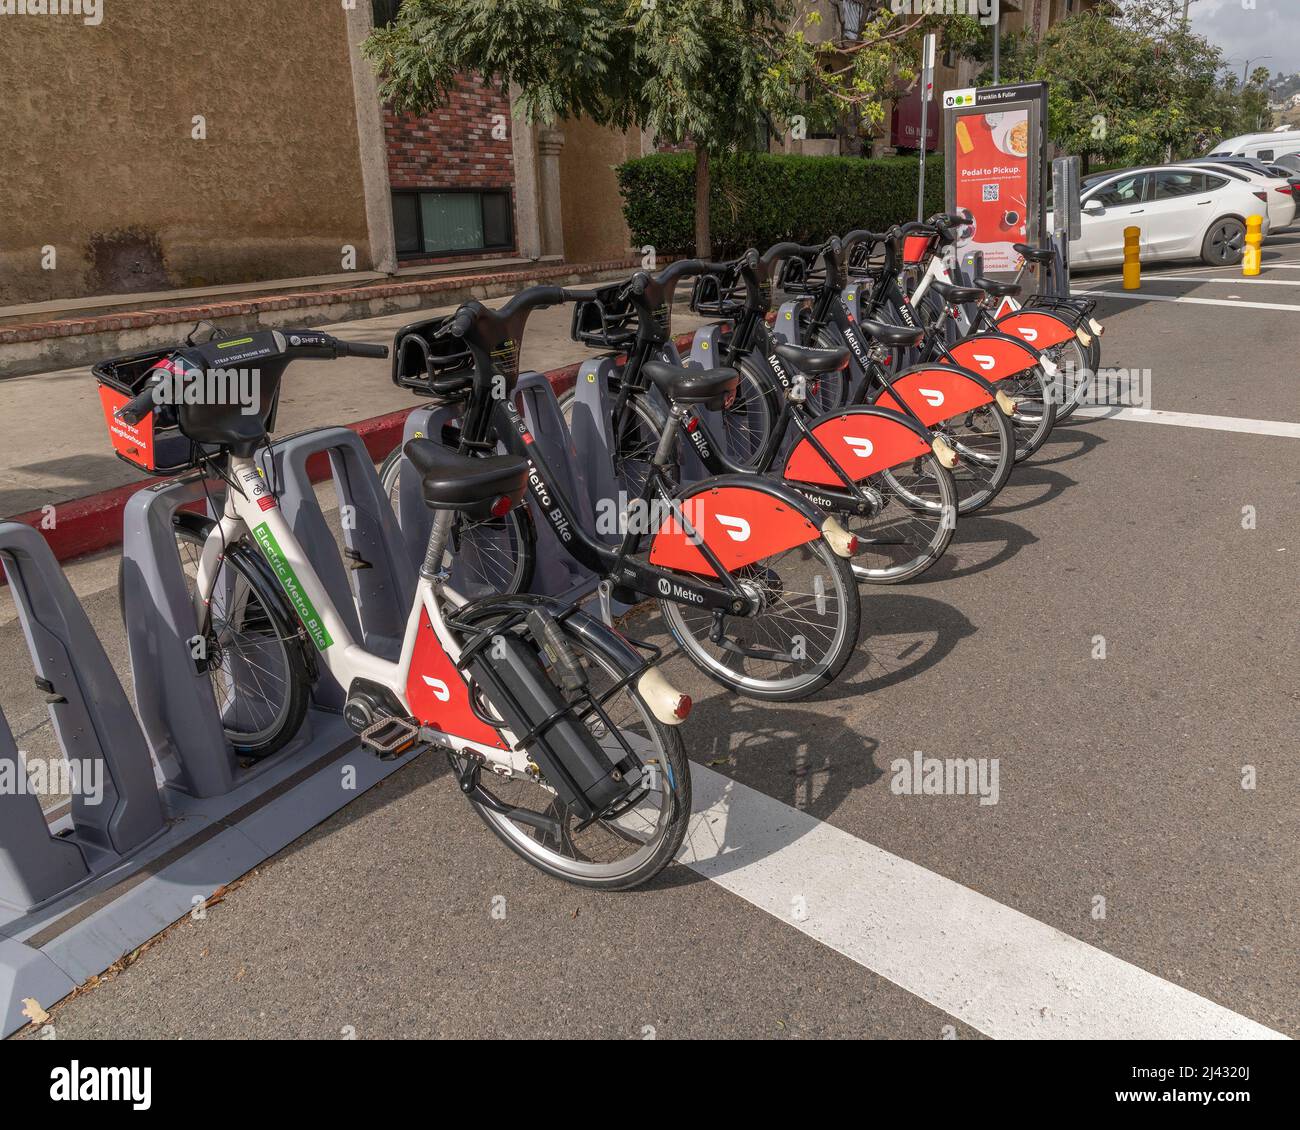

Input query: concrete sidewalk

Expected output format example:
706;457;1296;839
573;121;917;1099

0;288;709;523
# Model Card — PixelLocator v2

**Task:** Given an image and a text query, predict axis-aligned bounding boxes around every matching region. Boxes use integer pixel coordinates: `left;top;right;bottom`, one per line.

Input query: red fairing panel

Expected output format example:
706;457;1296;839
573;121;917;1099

406;612;508;749
648;486;820;576
993;310;1076;350
784;411;930;486
874;367;994;427
945;335;1040;381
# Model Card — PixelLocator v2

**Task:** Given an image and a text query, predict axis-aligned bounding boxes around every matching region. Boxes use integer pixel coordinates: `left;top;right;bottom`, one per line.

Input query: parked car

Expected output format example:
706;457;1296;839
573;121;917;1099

1205;129;1300;163
1176;159;1298;229
1048;165;1270;268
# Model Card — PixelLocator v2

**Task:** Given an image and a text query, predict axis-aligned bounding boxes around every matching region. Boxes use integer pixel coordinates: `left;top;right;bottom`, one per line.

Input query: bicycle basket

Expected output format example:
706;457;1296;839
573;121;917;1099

902;233;934;266
776;254;825;296
94;346;201;475
391;314;477;399
688;271;745;319
570;283;638;349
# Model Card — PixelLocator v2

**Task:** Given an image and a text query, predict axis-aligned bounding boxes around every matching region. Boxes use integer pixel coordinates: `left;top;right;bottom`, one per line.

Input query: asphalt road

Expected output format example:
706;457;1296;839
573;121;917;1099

5;240;1298;1040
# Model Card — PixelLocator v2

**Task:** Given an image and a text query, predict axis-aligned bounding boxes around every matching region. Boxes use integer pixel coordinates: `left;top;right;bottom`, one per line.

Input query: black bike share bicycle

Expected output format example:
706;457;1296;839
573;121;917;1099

382;284;862;702
767;234;1018;514
848;217;1058;460
594;248;959;584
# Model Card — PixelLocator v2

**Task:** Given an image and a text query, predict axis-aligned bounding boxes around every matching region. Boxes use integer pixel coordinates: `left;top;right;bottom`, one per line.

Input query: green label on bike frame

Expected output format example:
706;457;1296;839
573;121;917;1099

252;522;333;652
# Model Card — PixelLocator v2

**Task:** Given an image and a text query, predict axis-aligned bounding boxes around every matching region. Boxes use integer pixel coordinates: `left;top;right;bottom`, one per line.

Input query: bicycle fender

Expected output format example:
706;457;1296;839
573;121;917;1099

648;476;822;575
873;364;996;427
785;405;931;486
993;309;1078;351
944;332;1042;381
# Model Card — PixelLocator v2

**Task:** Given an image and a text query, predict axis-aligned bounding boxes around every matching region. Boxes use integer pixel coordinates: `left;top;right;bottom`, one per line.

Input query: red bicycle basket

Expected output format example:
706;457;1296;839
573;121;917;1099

902;234;933;265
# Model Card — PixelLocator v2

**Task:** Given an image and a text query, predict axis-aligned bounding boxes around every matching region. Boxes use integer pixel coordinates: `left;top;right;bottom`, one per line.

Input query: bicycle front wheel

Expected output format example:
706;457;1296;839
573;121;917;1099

937;400;1015;515
1000;364;1057;462
846;454;958;584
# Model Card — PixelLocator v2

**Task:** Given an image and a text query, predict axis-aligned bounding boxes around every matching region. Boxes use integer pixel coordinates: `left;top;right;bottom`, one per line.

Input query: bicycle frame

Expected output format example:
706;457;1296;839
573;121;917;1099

193;452;531;770
482;395;757;615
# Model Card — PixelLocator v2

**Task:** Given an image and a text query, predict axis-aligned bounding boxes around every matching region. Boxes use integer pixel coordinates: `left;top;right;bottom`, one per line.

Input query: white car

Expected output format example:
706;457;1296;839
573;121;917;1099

1048;165;1270;268
1184;161;1297;230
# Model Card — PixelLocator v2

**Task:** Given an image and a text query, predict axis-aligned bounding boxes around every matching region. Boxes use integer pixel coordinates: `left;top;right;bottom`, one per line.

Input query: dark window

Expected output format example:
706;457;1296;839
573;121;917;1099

1256;149;1274;161
392;190;515;256
1154;171;1209;198
1090;172;1148;207
372;0;403;27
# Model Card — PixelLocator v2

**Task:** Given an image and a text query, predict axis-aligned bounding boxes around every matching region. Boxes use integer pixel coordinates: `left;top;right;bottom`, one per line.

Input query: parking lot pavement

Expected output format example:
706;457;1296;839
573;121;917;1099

8;253;1299;1040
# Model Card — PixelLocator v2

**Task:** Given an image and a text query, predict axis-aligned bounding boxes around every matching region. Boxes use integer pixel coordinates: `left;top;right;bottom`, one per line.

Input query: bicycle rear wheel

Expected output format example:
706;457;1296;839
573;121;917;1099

453;601;691;890
660;532;860;701
379;445;535;597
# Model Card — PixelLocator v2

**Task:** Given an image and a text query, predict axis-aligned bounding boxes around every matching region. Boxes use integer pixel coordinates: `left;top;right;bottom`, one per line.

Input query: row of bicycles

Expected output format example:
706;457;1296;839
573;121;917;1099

97;212;1104;891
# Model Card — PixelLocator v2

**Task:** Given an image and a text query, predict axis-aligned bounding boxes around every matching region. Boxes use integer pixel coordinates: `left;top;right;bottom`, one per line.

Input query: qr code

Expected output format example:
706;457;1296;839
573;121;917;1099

982;183;1000;202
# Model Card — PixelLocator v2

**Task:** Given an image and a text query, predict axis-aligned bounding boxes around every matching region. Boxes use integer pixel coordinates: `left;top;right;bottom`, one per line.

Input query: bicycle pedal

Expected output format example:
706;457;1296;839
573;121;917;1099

359;714;419;757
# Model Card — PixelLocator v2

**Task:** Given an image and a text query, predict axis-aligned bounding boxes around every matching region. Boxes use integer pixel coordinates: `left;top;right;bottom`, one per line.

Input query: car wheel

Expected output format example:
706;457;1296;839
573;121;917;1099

1201;217;1246;266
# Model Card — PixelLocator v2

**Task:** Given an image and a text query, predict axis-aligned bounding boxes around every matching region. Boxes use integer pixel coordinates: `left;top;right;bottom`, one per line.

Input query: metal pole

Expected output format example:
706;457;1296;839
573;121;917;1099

917;95;929;222
992;4;1000;85
917;33;935;223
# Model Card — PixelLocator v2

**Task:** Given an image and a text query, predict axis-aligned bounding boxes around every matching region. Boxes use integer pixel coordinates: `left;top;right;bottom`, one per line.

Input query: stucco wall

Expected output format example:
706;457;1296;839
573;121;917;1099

559;119;640;264
0;0;373;306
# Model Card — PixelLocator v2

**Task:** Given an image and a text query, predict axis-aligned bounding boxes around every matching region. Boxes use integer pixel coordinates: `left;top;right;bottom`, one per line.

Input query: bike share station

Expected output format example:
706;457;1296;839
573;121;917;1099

939;80;1079;298
0;405;427;1036
0;295;702;1034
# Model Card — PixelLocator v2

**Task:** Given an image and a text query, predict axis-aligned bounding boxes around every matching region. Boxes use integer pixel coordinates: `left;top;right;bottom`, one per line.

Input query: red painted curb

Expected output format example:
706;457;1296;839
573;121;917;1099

1;335;690;571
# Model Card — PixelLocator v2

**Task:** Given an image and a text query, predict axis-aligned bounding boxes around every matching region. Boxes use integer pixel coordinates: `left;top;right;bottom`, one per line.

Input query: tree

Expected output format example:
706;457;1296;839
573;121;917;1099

973;0;1271;169
364;1;973;257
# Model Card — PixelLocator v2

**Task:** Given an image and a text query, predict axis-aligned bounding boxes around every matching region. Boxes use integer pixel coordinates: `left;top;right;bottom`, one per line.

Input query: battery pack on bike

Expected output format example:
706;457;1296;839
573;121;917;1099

461;632;635;823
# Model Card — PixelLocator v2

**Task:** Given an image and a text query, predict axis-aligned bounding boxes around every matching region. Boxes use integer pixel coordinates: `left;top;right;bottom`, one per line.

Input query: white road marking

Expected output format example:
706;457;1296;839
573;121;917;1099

1075;289;1300;313
1071;405;1300;437
679;765;1286;1039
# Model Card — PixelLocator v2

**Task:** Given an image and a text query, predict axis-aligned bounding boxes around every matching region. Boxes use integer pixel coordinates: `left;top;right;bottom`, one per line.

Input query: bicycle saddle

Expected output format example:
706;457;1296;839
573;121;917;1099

771;341;849;374
404;439;527;519
1013;243;1054;264
859;319;925;348
641;358;739;408
929;279;985;305
973;276;1022;298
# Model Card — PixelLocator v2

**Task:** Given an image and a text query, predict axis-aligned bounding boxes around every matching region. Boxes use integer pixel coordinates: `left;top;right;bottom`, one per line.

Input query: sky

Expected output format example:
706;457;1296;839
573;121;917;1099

1187;0;1300;79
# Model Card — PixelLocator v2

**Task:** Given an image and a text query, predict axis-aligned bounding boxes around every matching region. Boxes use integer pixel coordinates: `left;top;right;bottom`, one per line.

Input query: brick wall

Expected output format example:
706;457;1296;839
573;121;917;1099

382;74;518;261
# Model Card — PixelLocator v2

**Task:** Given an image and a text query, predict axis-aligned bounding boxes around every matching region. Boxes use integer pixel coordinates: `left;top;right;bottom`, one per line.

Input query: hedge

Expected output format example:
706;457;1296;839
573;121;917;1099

615;151;946;257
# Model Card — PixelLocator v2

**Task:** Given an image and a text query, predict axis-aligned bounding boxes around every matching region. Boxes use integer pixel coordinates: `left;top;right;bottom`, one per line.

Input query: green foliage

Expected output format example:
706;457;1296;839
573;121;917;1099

616;151;944;256
973;0;1275;168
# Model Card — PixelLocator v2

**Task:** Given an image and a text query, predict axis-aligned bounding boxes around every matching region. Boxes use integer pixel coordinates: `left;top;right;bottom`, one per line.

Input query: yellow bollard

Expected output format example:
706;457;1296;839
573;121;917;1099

1242;215;1262;276
1122;226;1141;290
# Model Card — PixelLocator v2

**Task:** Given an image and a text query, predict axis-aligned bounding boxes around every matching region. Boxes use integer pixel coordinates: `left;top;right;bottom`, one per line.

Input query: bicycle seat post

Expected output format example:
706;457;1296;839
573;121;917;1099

653;407;686;470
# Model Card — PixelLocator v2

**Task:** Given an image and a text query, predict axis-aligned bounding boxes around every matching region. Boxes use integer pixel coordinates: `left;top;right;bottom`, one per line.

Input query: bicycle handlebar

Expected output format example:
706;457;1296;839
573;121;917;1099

115;385;160;426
